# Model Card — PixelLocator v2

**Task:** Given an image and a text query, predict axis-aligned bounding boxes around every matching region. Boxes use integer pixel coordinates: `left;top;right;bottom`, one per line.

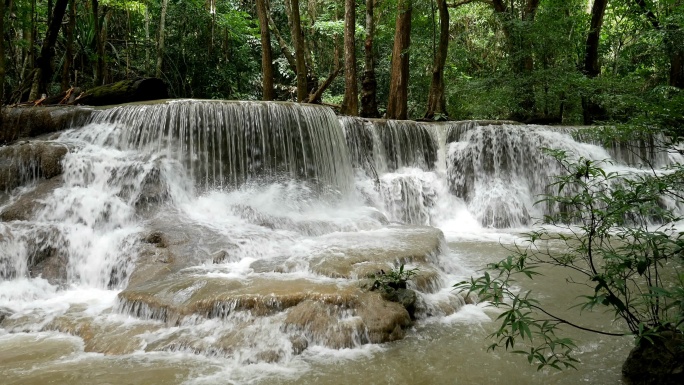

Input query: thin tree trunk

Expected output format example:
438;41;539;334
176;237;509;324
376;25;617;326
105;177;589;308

91;0;104;87
61;0;76;91
424;0;449;120
583;0;608;78
155;0;169;79
307;37;341;104
1;0;6;111
268;13;296;71
288;0;307;102
582;0;609;124
671;47;684;89
360;0;379;118
102;9;110;83
145;1;150;75
386;0;412;120
340;0;358;115
256;0;275;100
28;0;69;101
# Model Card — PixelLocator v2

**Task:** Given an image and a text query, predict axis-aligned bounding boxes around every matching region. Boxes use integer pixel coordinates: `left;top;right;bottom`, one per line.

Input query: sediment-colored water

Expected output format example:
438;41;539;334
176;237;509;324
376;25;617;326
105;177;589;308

1;100;680;384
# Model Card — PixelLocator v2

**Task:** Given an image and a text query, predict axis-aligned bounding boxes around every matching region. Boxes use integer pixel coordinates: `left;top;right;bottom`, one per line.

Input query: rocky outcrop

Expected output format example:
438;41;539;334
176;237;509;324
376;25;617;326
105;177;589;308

0;176;63;221
0;141;69;192
111;223;455;358
0;106;93;145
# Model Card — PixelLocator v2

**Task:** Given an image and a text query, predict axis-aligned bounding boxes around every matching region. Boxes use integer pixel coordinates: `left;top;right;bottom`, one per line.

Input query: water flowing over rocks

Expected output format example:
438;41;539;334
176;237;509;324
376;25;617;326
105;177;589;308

1;100;680;377
0;141;69;192
0;106;93;145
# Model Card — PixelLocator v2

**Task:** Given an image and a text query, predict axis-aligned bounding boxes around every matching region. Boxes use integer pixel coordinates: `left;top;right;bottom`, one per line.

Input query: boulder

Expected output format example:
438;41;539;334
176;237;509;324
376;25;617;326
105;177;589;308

0;176;63;221
0;141;69;192
622;330;684;385
381;288;418;319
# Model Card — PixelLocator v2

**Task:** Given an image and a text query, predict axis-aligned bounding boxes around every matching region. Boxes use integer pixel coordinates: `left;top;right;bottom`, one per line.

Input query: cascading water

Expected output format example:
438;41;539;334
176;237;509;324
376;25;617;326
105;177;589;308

89;100;354;193
0;102;680;384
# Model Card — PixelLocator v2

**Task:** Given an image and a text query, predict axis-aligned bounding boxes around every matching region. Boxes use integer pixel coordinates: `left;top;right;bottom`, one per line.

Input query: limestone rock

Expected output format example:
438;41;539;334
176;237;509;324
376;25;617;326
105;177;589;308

0;106;93;145
0;176;63;221
382;288;418;319
0;141;69;192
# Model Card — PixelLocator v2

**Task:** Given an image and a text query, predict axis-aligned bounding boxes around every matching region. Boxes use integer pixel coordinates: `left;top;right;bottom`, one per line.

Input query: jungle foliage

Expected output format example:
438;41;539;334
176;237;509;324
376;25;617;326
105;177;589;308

0;0;681;123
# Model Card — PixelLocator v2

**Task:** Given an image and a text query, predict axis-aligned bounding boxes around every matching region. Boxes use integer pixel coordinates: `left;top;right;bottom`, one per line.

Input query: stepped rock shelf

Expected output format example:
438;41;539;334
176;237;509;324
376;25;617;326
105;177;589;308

1;99;680;383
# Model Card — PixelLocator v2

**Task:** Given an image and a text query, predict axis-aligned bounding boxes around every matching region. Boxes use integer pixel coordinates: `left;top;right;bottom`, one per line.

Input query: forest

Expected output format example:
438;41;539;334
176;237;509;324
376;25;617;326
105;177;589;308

0;0;682;124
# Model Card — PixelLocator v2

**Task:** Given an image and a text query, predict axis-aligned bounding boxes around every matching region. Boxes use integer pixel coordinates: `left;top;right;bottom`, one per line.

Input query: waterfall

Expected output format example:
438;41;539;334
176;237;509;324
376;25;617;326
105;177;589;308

0;100;681;378
341;117;439;175
88;100;354;192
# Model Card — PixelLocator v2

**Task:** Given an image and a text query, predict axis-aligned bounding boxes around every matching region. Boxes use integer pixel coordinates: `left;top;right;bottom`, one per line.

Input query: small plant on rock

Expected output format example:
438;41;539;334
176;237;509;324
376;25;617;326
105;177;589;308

370;264;419;291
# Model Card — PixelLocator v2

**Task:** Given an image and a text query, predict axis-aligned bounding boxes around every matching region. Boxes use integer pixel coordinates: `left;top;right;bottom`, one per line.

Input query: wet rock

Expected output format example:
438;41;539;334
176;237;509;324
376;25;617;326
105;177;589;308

0;176;63;221
0;141;69;192
306;226;444;279
622;330;684;385
290;335;308;355
144;231;168;248
46;309;159;355
355;292;412;343
381;288;418;319
0;106;93;145
119;275;361;324
283;292;411;348
29;246;68;284
211;250;230;264
132;166;170;212
0;307;12;324
230;204;386;236
0;223;68;284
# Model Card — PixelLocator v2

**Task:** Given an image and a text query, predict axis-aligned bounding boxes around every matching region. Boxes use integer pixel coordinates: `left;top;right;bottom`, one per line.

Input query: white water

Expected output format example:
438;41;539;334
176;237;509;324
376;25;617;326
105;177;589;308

1;102;681;384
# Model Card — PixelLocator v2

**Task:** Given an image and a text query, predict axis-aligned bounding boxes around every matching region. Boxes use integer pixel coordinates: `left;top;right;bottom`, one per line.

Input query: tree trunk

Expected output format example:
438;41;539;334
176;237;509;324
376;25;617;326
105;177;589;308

155;0;169;79
386;0;412;120
671;49;684;89
582;0;609;124
1;0;6;112
73;78;168;106
289;0;307;102
424;0;449;120
145;1;150;75
666;23;684;89
360;0;379;118
583;0;608;78
91;0;105;86
308;37;341;104
256;0;275;100
340;0;358;115
60;0;76;91
28;0;69;101
268;13;297;72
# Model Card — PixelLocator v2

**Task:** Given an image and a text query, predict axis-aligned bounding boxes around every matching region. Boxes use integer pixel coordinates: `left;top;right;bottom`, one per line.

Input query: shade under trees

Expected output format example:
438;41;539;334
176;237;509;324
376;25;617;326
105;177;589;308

0;0;681;125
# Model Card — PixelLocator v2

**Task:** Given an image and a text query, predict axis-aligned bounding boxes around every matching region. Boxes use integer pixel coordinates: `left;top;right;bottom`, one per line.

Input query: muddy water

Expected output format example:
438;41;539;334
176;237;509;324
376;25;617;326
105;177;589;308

0;237;632;385
4;106;667;384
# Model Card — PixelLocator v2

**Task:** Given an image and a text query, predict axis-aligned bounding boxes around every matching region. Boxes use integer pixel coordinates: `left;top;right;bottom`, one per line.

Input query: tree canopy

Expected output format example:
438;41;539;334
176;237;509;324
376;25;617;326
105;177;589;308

0;0;682;123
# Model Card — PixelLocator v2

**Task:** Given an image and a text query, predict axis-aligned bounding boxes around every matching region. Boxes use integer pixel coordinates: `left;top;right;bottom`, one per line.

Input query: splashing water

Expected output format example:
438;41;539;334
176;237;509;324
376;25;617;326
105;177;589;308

0;101;680;384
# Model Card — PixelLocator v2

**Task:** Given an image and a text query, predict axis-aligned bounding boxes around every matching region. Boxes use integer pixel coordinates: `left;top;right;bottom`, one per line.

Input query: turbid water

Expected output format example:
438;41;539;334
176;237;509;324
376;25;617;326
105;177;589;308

1;100;681;384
